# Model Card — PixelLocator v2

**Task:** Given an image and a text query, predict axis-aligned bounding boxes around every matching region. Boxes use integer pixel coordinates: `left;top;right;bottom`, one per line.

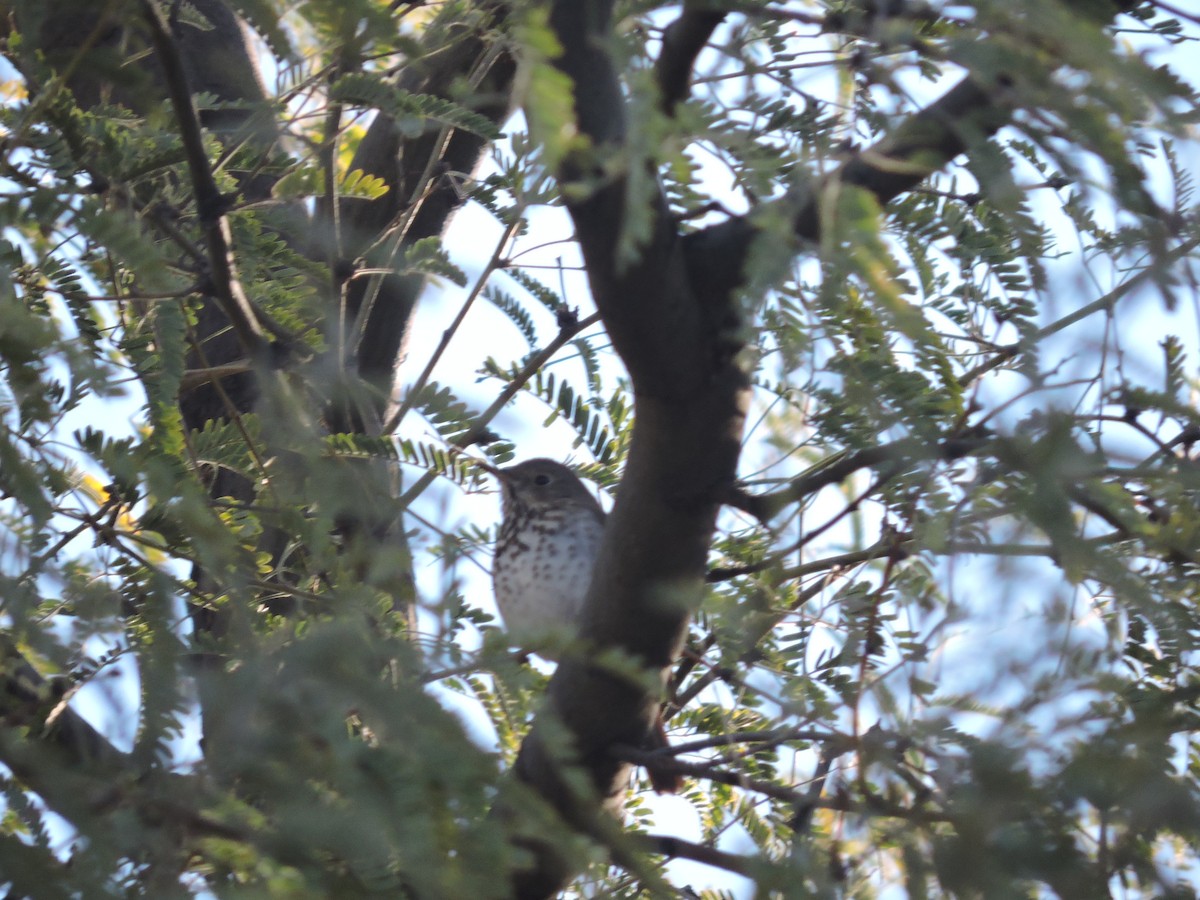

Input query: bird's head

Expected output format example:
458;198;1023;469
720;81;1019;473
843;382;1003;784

488;458;602;514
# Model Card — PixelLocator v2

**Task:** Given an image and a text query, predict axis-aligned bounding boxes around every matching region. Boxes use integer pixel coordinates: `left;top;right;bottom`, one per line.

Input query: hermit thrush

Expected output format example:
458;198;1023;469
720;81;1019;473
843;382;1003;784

489;458;682;793
491;459;606;649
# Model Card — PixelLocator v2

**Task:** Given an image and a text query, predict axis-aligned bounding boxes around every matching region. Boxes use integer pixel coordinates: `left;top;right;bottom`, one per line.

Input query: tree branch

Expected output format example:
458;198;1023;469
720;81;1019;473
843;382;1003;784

141;0;269;362
957;233;1200;387
650;726;834;757
728;431;990;522
635;833;756;877
0;638;122;774
654;7;726;115
686;0;1141;285
506;4;750;896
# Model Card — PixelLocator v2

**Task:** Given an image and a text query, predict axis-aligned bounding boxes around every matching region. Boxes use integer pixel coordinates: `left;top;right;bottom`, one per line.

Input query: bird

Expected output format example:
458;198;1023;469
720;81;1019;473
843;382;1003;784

491;458;607;650
488;458;682;793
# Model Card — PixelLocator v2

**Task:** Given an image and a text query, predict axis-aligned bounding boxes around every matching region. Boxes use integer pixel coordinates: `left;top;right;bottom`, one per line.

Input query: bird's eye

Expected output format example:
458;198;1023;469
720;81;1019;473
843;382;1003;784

534;474;551;486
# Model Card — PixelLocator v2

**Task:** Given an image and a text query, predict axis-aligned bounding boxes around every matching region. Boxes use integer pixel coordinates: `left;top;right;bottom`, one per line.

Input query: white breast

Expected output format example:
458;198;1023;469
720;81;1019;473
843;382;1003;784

492;511;606;651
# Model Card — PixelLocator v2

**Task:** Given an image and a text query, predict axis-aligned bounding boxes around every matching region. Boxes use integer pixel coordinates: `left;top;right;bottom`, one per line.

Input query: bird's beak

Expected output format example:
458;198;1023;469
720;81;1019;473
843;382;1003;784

472;459;507;480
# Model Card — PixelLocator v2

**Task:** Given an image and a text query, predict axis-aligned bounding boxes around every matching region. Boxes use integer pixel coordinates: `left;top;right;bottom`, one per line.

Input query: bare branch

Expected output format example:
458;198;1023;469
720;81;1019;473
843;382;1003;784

654;7;726;115
635;833;757;877
653;726;834;756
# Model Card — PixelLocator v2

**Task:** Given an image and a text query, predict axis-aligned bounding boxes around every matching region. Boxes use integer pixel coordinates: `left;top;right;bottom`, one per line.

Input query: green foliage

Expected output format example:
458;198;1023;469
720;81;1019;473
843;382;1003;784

330;71;503;141
0;0;1199;897
509;6;578;173
274;163;391;201
400;236;468;287
480;360;617;464
229;0;298;64
484;284;539;347
402;380;479;445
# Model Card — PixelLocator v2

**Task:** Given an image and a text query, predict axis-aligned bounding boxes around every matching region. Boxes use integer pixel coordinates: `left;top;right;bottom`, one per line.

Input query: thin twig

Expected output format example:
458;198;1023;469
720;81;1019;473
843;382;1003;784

648;726;834;757
389;313;602;510
621;745;949;822
347;39;507;373
667;577;832;717
386;212;525;433
618;744;803;803
179;360;254;391
958;236;1200;388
